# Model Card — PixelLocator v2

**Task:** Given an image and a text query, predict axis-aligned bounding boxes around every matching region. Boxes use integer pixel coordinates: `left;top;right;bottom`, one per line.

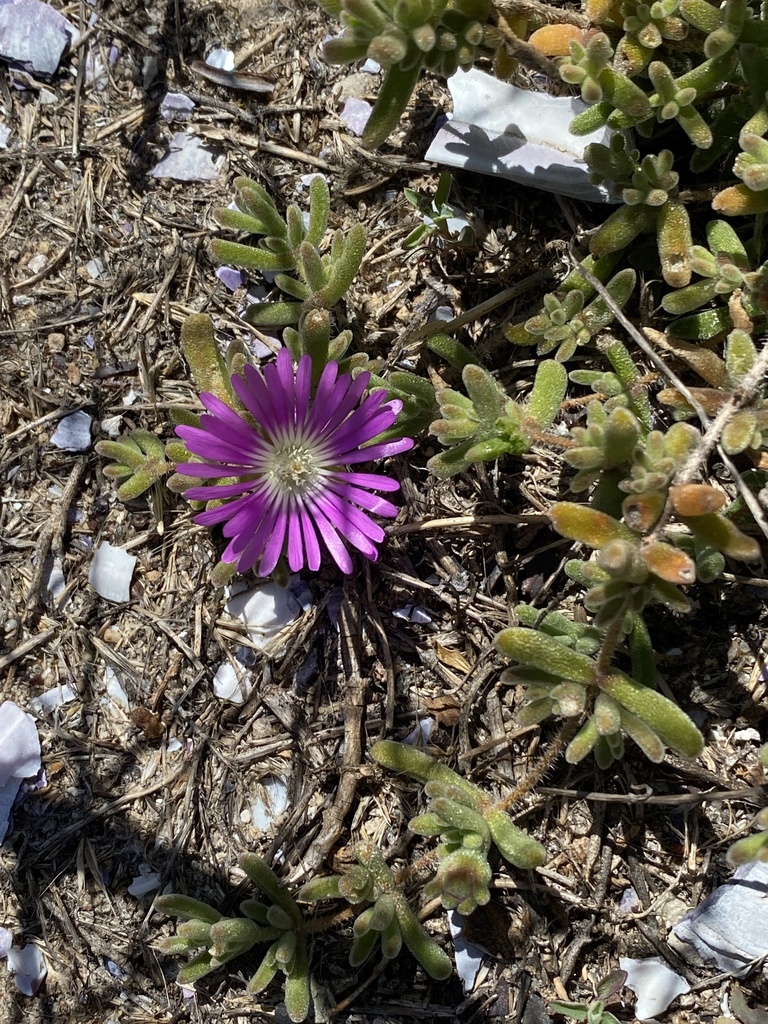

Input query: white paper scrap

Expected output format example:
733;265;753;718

671;861;768;976
425;68;618;204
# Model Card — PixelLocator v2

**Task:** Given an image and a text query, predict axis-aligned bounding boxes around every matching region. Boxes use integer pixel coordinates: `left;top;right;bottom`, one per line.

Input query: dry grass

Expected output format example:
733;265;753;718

1;1;767;1022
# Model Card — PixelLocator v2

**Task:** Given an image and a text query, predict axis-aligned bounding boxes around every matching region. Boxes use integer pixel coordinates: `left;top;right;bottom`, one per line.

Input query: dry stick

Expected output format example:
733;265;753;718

0;161;41;238
389;513;549;536
495;718;579;812
573;255;768;543
0;627;58;672
71;0;86;159
538;782;767;806
25;457;88;612
406;266;554;344
300;598;366;877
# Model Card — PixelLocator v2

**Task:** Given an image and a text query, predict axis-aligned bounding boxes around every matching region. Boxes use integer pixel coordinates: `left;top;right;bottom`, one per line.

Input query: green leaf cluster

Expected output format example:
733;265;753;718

496;624;704;766
210;175;365;327
428;359;567;476
95;430;171;501
371;740;546;914
298;841;452;978
156;856;311;1022
316;0;500;146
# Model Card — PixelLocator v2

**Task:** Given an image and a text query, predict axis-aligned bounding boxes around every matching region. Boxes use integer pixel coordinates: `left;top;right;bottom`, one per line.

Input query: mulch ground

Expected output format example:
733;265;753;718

1;1;766;1022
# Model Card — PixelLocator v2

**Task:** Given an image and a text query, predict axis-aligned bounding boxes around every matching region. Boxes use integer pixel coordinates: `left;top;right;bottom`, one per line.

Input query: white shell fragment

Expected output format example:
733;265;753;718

393;604;432;625
49;410;92;451
0;0;78;77
619;956;690;1021
212;661;252;704
160;90;195;122
103;667;130;709
6;942;47;996
224;582;301;649
448;910;485;993
250;775;290;830
0;927;11;957
205;47;234;70
151;132;224;182
671;861;768;976
127;869;162;897
29;683;78;714
340;97;372;137
425;68;617;203
89;542;136;603
0;701;41;840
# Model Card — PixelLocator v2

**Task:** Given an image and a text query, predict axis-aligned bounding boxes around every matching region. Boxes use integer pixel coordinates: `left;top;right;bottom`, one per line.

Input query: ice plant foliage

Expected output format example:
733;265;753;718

175;348;413;576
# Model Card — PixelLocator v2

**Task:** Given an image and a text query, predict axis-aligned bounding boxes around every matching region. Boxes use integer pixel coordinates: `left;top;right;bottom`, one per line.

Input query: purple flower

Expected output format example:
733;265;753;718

175;349;413;575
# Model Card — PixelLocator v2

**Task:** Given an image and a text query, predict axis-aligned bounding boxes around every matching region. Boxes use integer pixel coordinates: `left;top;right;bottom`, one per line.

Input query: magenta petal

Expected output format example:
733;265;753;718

334;471;401;491
329;404;401;455
308;370;368;435
234;364;282;435
184;480;258;500
299;505;322;570
327;481;399;516
341;437;414;462
313;492;383;550
311;504;354;573
225;512;277;572
286;511;305;572
257;511;289;576
295;353;312;417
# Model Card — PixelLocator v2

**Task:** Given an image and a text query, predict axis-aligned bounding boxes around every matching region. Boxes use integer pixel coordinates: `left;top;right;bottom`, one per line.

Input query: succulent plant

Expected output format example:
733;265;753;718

156;856;312;1022
496;623;704;766
210;175;365;327
428;359;567;476
299;841;453;976
95;430;171;501
317;0;501;147
371;740;547;913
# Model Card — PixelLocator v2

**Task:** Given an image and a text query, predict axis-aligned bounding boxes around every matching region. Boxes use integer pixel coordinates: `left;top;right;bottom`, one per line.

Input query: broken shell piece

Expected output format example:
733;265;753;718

213;661;252;704
103;667;130;709
49;410;92;451
205;47;234;70
340;97;372;137
619;956;690;1021
127;869;161;897
425;67;617;204
160;90;195;122
448;910;485;994
6;943;46;996
224;582;300;649
29;684;78;714
250;775;289;830
0;701;42;840
0;0;79;77
151;132;224;182
89;542;136;603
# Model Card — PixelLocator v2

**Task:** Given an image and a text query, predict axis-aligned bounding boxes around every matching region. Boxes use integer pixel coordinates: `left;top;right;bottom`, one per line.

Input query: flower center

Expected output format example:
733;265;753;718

267;442;322;496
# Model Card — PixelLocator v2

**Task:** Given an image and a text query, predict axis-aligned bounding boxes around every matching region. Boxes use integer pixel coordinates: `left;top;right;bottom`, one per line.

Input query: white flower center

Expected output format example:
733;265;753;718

267;442;323;496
